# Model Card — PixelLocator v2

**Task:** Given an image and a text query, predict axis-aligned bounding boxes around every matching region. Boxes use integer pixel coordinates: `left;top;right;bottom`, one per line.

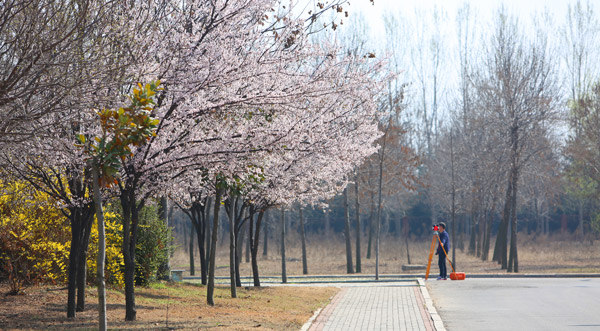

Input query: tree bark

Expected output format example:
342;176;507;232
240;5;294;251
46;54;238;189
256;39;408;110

76;219;92;312
67;219;80;318
343;188;354;274
263;210;269;257
476;212;483;258
245;220;251;263
469;212;477;255
367;191;374;259
354;176;362;273
227;199;237;298
493;178;512;269
578;200;584;240
91;163;107;331
481;210;491;261
404;230;411;264
235;208;245;288
299;207;308;275
189;222;195;276
207;187;223;306
250;209;264;286
203;197;212;283
508;166;519;273
375;173;383;280
66;195;94;317
196;217;207;284
120;184;141;322
280;209;287;284
158;197;170;279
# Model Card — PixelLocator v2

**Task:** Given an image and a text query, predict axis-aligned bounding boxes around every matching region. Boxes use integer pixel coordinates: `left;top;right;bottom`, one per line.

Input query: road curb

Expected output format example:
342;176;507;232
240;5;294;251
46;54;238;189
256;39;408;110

183;273;600;283
417;278;446;331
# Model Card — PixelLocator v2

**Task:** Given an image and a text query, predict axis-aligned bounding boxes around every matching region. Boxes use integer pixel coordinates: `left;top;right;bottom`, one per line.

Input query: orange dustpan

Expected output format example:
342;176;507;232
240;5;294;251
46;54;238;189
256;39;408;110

450;272;466;280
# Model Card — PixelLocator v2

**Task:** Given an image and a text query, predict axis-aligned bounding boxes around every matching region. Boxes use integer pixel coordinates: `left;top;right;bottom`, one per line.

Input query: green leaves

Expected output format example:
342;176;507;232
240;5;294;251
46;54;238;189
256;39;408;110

78;81;163;188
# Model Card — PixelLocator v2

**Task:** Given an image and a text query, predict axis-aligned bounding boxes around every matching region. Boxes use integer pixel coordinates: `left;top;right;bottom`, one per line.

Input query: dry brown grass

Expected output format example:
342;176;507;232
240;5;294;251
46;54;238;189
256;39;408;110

0;282;338;330
173;232;600;277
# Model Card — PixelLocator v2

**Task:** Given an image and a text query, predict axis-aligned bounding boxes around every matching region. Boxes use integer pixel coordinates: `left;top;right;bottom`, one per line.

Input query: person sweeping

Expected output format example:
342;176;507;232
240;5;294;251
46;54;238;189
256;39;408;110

435;222;450;280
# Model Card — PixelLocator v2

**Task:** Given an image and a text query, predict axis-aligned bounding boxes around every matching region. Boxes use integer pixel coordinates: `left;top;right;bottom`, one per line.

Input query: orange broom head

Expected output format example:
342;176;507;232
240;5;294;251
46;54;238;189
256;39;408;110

450;272;466;280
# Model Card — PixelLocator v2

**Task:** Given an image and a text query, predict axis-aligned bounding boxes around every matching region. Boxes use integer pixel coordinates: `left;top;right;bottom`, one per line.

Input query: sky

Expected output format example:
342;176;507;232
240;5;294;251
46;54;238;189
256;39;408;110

320;0;596;145
346;0;578;39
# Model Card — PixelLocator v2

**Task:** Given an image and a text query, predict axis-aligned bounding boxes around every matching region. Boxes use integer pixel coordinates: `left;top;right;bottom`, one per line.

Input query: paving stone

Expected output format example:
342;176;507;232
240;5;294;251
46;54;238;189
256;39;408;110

309;286;435;331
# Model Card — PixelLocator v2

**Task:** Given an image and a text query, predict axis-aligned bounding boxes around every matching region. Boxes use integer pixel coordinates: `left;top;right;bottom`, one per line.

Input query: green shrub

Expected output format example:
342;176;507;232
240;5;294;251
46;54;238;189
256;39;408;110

135;204;173;286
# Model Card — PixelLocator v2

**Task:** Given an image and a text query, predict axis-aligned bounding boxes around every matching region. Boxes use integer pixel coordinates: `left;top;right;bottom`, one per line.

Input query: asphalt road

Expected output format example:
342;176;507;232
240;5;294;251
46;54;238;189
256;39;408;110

427;278;600;331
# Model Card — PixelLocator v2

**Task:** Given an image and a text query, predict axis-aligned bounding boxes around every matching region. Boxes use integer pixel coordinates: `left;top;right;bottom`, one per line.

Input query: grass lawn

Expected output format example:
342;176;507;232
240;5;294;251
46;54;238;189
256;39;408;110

0;282;338;330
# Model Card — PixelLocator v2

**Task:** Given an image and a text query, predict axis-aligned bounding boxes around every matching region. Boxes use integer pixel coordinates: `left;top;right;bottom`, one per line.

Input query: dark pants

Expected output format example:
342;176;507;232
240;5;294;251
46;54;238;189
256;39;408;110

438;253;447;278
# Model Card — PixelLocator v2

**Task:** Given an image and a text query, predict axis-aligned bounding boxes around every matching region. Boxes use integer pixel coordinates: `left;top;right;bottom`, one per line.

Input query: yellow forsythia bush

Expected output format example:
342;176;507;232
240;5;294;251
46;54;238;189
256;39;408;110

0;179;125;293
87;211;125;287
0;179;70;294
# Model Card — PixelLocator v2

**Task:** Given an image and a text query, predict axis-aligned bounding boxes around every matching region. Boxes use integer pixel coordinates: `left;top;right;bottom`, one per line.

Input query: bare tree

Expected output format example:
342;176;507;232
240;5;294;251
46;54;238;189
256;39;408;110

561;0;599;101
560;0;600;239
475;10;560;272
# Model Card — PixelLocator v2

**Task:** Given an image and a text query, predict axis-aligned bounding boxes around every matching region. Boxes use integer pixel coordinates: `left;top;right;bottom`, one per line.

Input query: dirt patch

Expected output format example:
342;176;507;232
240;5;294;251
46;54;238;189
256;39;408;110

0;282;338;330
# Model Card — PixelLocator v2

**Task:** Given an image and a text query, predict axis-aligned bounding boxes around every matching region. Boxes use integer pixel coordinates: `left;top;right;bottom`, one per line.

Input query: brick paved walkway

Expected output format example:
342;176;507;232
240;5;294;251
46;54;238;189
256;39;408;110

308;286;435;331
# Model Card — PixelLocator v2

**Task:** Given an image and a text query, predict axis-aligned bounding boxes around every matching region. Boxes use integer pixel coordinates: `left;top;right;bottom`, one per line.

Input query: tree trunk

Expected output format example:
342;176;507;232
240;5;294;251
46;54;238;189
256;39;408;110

534;198;541;236
375;151;385;280
324;204;331;236
508;166;519;273
403;217;411;264
203;198;212;283
227;200;237;298
493;178;512;269
189;222;195;276
367;191;374;259
67;216;81;318
92;163;107;331
184;218;188;253
195;214;208;284
67;203;94;317
250;210;264;286
263;210;269;257
245;220;251;263
299;207;308;275
185;200;208;285
280;209;287;283
158;197;170;279
469;212;477;255
76;219;92;312
197;223;207;285
405;234;411;265
578;200;584;240
121;186;140;322
343;188;354;274
207;187;223;306
482;201;495;261
235;214;244;288
354;177;362;273
476;212;483;258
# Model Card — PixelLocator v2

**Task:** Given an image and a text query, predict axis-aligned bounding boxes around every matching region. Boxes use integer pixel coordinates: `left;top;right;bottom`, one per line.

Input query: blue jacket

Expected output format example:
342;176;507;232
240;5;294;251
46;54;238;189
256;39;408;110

437;230;450;254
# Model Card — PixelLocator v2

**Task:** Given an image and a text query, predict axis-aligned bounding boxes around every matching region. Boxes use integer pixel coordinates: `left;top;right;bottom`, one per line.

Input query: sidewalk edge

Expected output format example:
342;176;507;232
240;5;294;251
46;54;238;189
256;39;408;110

300;307;323;331
417;278;446;331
